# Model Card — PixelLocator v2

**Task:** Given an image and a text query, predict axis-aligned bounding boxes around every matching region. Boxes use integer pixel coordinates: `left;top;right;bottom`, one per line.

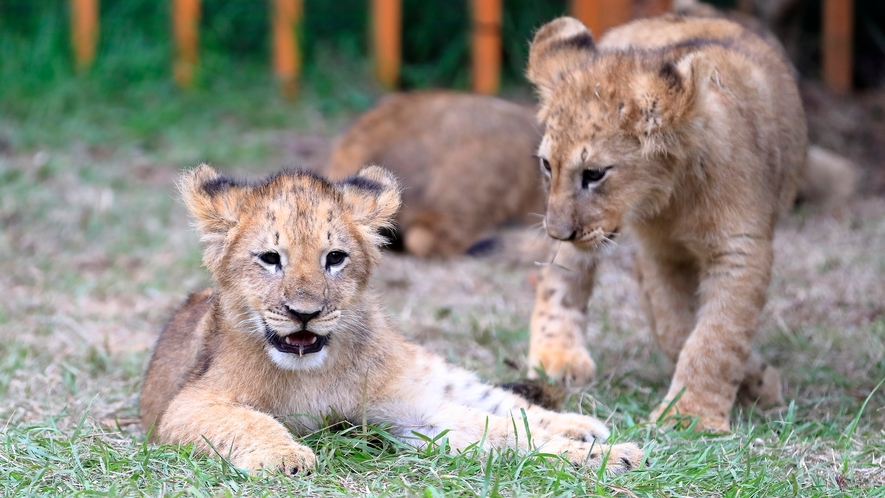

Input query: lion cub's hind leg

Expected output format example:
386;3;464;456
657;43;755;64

410;403;643;474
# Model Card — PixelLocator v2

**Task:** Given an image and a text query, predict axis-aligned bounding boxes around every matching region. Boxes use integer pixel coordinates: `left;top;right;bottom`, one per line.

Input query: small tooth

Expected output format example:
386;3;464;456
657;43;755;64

285;336;295;345
298;346;303;358
308;336;317;345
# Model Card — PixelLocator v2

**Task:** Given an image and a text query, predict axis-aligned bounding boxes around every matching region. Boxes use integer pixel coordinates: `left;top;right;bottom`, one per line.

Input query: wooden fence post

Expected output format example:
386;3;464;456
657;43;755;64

70;0;99;72
571;0;632;38
273;0;303;98
822;0;853;94
471;0;501;95
372;0;401;90
173;0;200;88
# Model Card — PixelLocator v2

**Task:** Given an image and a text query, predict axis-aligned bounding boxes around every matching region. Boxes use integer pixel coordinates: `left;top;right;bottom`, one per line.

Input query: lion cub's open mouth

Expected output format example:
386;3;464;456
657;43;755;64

268;330;329;357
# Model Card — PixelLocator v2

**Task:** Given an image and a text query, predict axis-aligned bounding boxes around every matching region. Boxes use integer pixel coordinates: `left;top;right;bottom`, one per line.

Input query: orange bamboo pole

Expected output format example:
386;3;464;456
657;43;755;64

602;0;632;33
70;0;98;72
372;0;401;90
571;0;603;38
273;0;303;98
571;0;632;38
173;0;200;88
471;0;501;95
822;0;853;94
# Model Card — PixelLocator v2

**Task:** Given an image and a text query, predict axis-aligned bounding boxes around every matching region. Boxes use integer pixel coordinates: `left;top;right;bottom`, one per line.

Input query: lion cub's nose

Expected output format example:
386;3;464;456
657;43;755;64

547;226;578;241
285;306;321;326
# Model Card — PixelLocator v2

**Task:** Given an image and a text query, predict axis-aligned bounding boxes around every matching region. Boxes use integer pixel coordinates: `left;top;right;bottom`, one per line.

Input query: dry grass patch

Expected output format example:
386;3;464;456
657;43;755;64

1;143;883;496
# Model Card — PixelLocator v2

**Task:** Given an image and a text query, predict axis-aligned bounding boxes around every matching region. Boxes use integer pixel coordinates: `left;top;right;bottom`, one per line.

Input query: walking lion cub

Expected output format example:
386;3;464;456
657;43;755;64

140;164;643;475
525;15;806;431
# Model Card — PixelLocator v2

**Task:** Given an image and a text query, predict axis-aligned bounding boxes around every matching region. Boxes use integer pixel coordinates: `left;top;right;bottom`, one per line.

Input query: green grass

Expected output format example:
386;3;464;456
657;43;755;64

1;143;883;495
2;1;885;495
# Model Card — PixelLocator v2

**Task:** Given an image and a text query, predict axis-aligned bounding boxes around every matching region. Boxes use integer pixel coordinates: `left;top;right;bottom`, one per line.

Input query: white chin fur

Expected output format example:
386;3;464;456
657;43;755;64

267;347;328;371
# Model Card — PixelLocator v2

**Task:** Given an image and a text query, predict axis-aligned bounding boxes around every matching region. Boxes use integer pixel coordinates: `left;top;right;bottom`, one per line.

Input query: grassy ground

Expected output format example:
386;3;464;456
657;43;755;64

2;52;885;498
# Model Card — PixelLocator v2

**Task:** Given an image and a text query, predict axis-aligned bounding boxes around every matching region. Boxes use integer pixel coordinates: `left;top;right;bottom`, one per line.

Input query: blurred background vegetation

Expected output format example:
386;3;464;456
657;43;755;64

0;0;882;154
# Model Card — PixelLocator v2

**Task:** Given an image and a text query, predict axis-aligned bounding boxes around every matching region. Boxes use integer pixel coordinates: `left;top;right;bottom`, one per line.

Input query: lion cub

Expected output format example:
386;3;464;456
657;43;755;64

140;164;643;475
326;91;544;258
525;15;806;431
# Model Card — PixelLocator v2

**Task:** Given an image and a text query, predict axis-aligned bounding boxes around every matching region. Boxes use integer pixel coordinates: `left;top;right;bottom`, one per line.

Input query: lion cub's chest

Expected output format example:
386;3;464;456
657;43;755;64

241;369;371;433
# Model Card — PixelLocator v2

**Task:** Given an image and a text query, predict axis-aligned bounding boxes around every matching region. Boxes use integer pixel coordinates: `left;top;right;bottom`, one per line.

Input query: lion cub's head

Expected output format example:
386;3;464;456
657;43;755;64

527;17;708;250
179;164;400;371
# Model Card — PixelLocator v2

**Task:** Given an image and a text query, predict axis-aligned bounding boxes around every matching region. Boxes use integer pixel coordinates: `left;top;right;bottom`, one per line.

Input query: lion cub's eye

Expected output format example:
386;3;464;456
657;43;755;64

258;252;281;266
325;251;347;269
537;156;552;174
582;167;610;188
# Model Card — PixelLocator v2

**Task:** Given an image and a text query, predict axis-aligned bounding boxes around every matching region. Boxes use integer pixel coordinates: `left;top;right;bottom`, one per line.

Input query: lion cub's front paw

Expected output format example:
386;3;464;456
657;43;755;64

235;443;317;477
562;441;645;474
545;412;611;442
528;347;596;387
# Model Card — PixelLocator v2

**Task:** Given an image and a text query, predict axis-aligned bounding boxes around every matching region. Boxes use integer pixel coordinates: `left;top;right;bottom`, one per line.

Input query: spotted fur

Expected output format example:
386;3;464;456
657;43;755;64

140;164;644;475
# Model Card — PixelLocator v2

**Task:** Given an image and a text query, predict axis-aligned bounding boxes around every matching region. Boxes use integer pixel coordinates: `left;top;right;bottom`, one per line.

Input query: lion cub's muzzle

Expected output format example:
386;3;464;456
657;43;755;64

264;305;334;357
551;226;618;251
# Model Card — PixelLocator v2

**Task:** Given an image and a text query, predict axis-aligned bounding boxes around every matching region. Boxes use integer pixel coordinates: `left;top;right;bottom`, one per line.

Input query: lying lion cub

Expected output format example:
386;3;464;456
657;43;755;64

139;164;643;475
525;15;806;431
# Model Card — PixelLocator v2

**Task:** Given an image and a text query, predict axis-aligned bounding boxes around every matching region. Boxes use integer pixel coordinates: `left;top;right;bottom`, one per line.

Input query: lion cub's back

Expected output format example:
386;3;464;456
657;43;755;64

140;288;213;437
325;91;544;256
599;14;746;51
603;14;806;215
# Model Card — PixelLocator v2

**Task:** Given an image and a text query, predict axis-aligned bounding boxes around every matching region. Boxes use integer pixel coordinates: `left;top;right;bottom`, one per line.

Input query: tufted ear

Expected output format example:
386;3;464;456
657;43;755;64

178;163;245;270
625;54;707;147
527;17;596;106
337;165;401;247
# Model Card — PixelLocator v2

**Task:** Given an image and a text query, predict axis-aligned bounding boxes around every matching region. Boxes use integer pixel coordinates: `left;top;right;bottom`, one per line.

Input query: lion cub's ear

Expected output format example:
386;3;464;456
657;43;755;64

337;165;401;247
628;53;708;142
527;17;596;104
178;163;244;269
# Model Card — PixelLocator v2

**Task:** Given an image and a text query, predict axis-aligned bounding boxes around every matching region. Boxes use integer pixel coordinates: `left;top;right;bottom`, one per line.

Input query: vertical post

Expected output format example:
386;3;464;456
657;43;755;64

471;0;501;95
571;0;602;38
602;0;632;33
372;0;401;90
822;0;853;94
273;0;303;98
571;0;632;39
173;0;200;88
70;0;99;72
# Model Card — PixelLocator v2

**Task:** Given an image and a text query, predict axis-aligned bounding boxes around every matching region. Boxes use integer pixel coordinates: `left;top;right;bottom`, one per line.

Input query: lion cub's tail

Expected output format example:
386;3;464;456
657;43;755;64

499;379;567;411
797;146;860;207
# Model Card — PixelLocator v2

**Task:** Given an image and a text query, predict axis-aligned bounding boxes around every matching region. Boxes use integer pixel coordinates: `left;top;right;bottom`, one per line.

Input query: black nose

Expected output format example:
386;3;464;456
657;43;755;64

286;307;321;325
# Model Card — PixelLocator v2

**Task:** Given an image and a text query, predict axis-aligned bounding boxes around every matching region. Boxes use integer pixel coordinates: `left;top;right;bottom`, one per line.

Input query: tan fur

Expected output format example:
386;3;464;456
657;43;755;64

525;15;807;431
140;164;644;475
326;91;544;257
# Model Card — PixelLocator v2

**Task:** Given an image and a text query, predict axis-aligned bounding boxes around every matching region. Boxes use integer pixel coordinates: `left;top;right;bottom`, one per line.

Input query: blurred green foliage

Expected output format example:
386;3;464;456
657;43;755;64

0;0;571;150
0;0;573;92
0;0;882;152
